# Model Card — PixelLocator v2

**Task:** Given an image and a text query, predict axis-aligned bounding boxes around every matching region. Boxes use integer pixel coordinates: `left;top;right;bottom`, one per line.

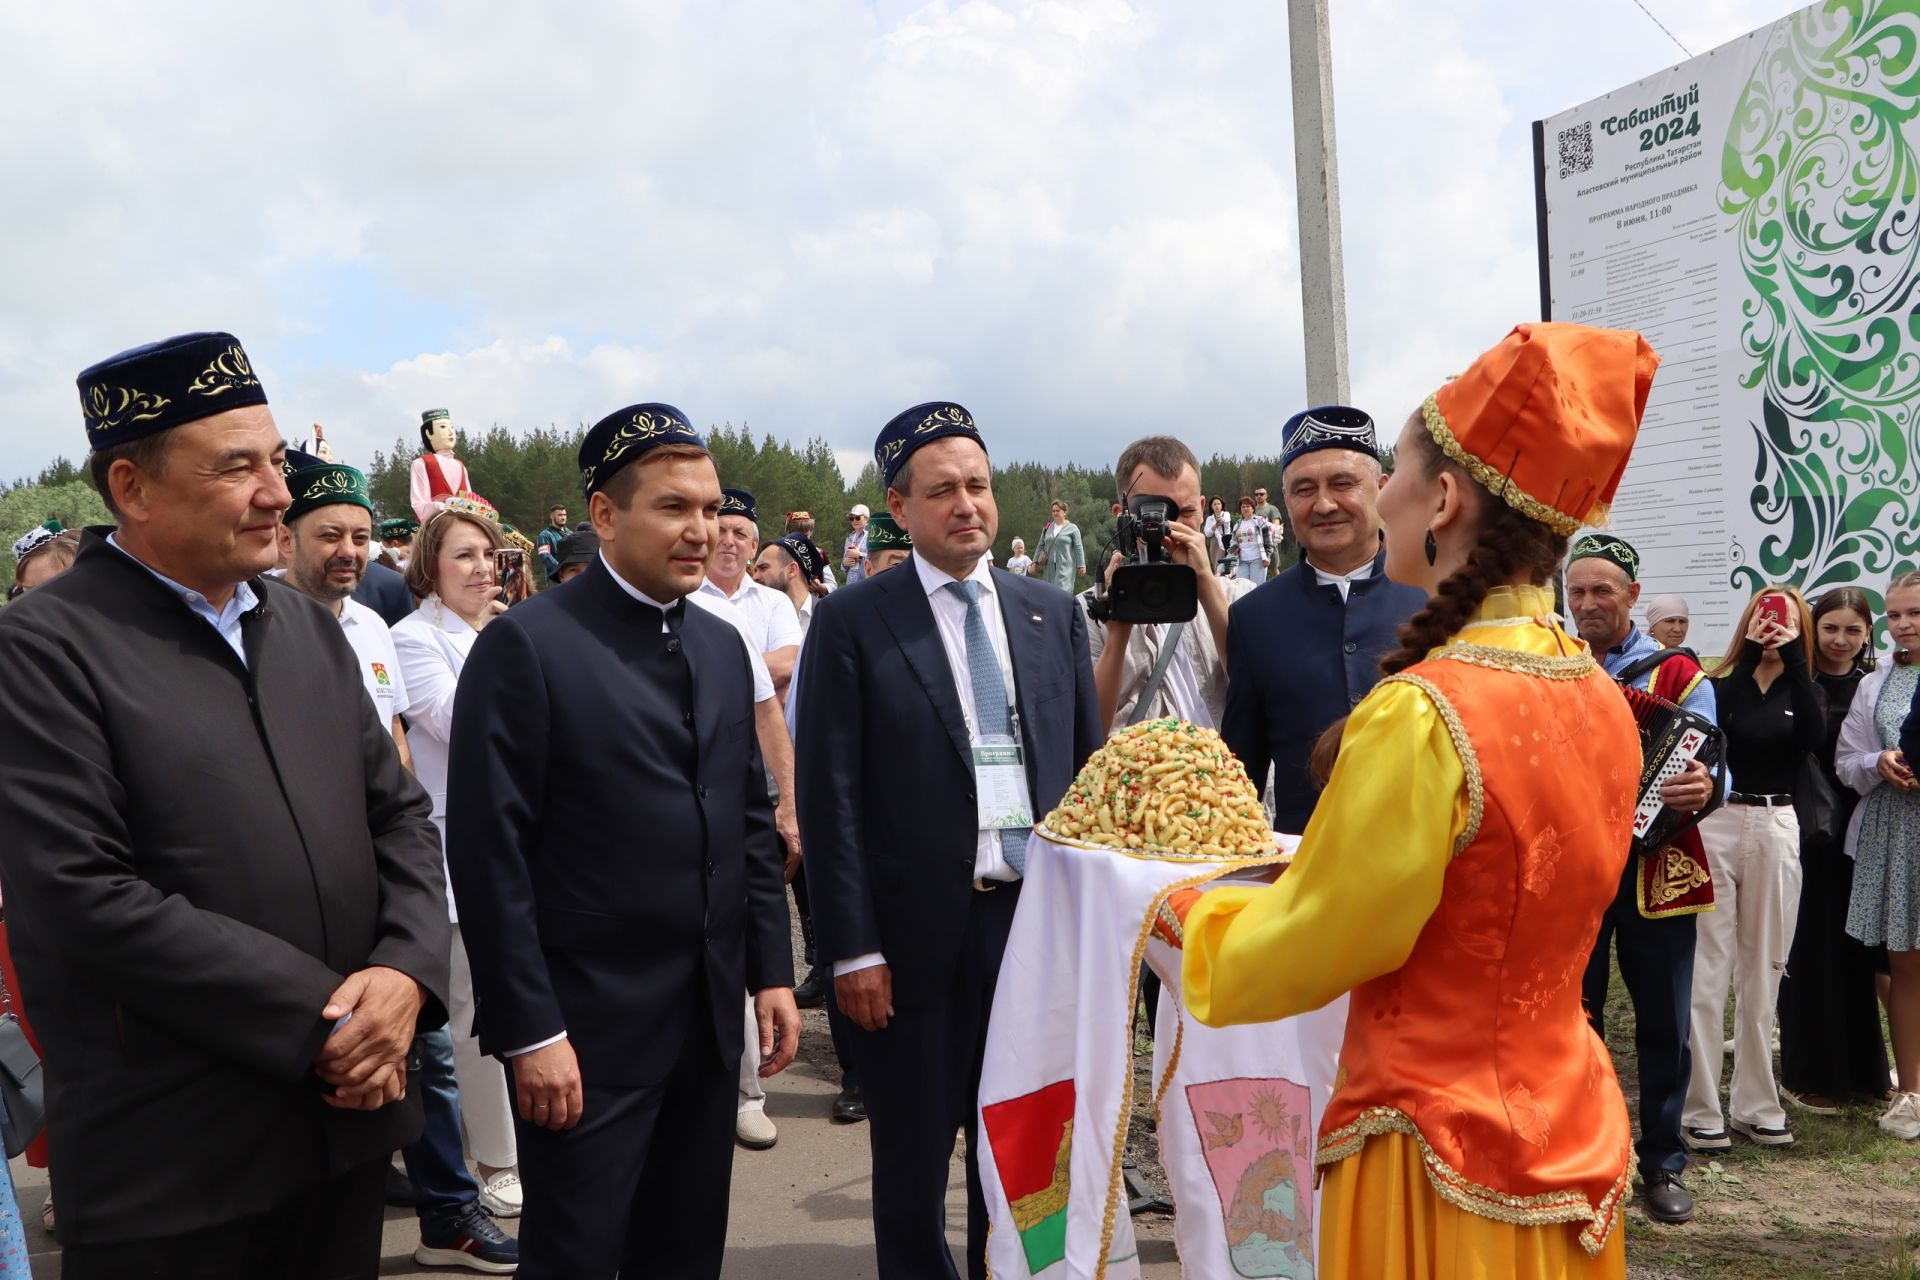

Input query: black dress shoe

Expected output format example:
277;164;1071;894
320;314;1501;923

793;970;826;1010
385;1163;421;1209
1642;1170;1693;1224
831;1088;868;1123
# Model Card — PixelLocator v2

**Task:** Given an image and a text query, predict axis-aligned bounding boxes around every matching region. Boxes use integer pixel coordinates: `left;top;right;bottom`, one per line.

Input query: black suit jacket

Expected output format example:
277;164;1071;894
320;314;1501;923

445;558;791;1087
0;532;449;1244
793;557;1101;1005
352;559;415;628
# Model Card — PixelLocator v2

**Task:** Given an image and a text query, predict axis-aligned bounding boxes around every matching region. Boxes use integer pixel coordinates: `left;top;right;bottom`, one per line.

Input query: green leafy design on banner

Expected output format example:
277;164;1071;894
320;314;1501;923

1720;0;1920;606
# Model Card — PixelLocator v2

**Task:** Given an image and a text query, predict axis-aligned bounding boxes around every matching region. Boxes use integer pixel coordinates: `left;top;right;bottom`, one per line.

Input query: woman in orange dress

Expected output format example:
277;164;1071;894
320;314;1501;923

1161;323;1655;1279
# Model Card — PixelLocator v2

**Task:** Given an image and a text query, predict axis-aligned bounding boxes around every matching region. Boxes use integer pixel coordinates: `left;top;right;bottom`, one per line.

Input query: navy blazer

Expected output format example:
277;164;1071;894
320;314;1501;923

1220;549;1425;835
353;559;416;628
793;556;1101;1006
445;558;791;1087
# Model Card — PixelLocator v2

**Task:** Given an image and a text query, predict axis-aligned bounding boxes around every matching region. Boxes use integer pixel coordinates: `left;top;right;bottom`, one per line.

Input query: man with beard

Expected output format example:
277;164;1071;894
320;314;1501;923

1221;406;1425;834
280;452;414;760
277;451;520;1272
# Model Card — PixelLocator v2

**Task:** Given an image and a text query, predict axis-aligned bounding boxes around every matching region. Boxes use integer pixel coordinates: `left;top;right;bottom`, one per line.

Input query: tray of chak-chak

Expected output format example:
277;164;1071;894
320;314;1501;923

1035;719;1284;864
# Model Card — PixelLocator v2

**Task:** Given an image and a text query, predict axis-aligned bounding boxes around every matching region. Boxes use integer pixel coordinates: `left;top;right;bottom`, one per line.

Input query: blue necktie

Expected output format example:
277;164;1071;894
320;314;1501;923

945;580;1028;875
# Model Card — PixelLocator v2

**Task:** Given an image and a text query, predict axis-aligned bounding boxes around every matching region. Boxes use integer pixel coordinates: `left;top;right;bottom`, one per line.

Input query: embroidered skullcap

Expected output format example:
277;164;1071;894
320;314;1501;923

378;517;420;541
866;512;912;553
1281;405;1378;469
77;332;267;451
1569;532;1642;582
720;488;758;523
775;534;826;582
873;402;983;490
11;521;63;563
285;449;375;523
577;403;707;499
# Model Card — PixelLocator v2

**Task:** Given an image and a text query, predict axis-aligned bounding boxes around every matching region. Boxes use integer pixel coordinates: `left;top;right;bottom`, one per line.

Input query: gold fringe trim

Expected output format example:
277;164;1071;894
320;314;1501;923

1378;673;1485;858
1429;642;1599;681
1095;856;1287;1279
1421;395;1586;536
1315;1107;1628;1256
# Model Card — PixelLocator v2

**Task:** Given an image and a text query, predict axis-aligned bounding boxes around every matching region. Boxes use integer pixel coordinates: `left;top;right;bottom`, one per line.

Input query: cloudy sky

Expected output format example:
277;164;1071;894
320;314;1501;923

0;0;1789;484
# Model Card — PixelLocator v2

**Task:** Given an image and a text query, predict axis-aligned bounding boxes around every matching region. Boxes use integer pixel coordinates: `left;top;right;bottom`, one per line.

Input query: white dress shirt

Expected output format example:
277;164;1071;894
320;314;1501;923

697;574;803;657
1311;555;1375;601
107;534;258;666
837;553;1019;980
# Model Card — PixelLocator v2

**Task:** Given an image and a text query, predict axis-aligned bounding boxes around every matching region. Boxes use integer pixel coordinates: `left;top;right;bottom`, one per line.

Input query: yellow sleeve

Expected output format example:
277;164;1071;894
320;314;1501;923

1181;677;1469;1027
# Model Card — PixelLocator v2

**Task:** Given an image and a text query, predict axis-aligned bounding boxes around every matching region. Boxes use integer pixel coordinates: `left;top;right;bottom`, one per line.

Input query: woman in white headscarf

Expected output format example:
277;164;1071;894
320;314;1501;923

1647;594;1690;649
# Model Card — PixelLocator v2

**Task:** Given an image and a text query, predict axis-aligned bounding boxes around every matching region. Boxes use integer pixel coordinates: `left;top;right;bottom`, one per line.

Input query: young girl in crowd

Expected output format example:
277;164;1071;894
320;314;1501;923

1837;569;1920;1139
1684;586;1824;1150
1778;588;1890;1111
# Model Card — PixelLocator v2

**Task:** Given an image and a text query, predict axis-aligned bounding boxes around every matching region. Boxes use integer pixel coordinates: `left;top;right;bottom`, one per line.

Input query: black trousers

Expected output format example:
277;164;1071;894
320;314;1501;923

1583;859;1696;1178
61;1158;387;1280
1780;838;1891;1097
514;1026;735;1279
850;882;1019;1280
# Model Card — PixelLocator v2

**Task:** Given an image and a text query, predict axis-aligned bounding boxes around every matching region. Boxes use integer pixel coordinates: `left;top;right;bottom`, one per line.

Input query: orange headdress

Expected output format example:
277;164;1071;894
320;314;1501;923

1422;322;1658;535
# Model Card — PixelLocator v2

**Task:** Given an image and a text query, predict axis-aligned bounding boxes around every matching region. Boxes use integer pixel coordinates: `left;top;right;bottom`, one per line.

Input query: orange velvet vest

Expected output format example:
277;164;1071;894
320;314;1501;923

1314;633;1640;1255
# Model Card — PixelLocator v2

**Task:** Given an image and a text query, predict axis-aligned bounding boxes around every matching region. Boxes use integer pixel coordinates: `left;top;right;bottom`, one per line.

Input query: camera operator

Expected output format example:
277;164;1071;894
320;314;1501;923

1083;436;1250;732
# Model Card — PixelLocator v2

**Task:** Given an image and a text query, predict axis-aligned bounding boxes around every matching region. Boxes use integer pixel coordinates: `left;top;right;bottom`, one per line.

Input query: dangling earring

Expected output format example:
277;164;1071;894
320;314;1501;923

1424;528;1438;566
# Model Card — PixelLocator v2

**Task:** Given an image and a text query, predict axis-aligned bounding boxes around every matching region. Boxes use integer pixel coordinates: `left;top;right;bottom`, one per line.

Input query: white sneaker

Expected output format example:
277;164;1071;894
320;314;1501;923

1879;1092;1920;1141
476;1166;523;1217
736;1107;778;1149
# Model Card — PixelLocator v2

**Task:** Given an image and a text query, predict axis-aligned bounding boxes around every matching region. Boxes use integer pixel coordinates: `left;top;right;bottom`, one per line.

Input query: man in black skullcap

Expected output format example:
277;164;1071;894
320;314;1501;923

794;402;1101;1280
0;332;450;1278
446;403;798;1279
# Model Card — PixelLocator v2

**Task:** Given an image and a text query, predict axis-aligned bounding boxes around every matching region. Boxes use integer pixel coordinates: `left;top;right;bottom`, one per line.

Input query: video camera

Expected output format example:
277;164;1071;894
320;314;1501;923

1085;493;1198;625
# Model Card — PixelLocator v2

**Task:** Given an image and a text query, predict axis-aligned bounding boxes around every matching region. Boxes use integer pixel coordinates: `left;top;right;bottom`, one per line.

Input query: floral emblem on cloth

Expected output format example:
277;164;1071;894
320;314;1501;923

1187;1077;1316;1279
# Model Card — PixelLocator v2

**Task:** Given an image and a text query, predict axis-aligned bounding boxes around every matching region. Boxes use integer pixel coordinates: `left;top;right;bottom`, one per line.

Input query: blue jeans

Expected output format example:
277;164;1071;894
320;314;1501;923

400;1025;481;1227
1236;559;1263;583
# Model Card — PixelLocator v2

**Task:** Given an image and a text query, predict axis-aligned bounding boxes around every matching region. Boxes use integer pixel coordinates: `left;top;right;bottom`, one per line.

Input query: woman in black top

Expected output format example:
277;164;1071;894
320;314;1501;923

1682;586;1826;1150
1779;589;1891;1109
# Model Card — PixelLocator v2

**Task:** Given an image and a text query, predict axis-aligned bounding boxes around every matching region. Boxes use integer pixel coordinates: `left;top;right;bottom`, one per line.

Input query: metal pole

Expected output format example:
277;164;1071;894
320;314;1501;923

1288;0;1351;406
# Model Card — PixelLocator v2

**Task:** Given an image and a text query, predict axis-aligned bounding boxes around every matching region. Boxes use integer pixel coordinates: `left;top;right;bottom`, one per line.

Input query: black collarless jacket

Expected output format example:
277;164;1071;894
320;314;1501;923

444;557;791;1086
0;530;449;1244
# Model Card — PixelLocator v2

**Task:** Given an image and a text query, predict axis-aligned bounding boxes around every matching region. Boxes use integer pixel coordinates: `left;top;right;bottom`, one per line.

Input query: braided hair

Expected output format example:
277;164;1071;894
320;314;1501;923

1305;426;1571;784
1379;426;1570;675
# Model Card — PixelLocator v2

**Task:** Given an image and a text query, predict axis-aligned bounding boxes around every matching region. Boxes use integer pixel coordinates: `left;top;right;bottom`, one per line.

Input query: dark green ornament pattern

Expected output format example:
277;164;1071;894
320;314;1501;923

1720;0;1920;613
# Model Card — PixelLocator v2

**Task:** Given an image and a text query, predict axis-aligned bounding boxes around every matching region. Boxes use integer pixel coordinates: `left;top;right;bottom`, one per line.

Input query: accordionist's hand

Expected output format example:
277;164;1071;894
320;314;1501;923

1660;759;1714;814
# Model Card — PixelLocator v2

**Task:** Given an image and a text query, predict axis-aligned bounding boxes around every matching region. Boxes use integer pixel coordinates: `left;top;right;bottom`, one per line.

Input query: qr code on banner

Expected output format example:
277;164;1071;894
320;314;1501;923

1558;121;1593;178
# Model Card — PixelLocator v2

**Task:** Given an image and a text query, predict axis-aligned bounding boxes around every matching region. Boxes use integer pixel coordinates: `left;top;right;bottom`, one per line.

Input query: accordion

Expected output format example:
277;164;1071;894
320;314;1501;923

1620;683;1724;858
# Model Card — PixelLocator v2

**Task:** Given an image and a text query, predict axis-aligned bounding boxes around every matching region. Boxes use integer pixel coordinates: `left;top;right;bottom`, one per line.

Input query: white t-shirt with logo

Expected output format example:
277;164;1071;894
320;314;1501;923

338;596;410;724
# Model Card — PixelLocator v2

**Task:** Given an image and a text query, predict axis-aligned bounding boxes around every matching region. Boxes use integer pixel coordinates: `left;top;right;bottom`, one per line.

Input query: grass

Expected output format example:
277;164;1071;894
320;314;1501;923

1604;968;1920;1278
